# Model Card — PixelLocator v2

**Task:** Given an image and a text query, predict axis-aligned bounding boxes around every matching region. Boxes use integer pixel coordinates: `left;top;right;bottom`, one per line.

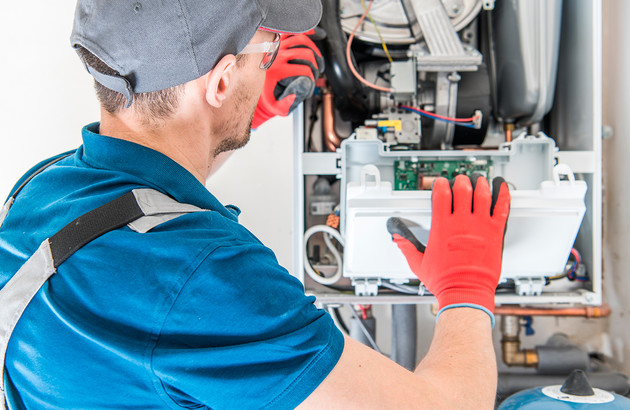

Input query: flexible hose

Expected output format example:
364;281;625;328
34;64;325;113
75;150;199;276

303;225;344;285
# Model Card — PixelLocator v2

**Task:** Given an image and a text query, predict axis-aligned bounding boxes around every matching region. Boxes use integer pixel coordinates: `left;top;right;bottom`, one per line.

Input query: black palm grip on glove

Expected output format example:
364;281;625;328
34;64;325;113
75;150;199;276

252;33;324;129
386;217;425;253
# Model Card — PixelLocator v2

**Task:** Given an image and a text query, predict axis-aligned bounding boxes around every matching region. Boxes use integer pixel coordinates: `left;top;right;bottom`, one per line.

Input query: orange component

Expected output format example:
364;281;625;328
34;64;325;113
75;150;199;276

420;176;437;190
326;214;340;229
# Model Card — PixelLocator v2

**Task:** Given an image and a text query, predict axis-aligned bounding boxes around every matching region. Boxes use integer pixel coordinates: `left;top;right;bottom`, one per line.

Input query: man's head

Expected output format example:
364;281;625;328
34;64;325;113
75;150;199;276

205;30;279;157
70;0;321;121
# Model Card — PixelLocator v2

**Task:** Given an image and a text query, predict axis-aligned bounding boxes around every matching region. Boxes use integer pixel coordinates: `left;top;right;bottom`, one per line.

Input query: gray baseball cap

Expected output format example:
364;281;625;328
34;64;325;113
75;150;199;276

70;0;322;107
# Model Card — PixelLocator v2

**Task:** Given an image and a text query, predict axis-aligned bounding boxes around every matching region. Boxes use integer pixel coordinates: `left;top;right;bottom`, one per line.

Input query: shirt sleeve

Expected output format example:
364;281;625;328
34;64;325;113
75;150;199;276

151;239;344;410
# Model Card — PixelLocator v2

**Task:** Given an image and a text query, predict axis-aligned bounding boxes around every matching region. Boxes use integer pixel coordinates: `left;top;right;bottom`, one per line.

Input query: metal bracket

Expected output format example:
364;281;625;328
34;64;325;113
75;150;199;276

412;43;482;72
403;0;483;72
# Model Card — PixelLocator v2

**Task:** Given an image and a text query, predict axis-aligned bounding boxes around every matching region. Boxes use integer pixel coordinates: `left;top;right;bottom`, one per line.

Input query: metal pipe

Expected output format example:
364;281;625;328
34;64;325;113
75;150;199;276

495;304;612;318
502;339;539;368
501;315;539;368
391;304;417;371
323;92;343;152
536;346;589;375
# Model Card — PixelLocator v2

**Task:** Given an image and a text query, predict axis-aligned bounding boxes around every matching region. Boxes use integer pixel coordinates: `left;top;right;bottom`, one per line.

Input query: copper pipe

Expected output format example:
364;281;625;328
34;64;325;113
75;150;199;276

495;304;611;318
323;92;343;152
502;339;539;368
501;315;539;368
504;123;515;143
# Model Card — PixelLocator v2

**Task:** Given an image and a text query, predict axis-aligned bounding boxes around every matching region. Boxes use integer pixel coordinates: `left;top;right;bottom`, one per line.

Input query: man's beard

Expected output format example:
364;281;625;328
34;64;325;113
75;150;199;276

213;85;256;157
213;116;253;156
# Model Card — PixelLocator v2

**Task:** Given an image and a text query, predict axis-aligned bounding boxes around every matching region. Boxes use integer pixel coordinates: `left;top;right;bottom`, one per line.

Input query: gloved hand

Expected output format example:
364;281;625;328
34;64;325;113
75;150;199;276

252;32;324;129
387;175;510;326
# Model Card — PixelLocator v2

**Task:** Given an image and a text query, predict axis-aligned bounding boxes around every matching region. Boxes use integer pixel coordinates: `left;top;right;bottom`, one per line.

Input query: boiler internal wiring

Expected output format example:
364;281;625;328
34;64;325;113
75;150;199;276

346;0;394;93
567;248;588;281
360;0;393;63
546;248;588;282
398;105;481;129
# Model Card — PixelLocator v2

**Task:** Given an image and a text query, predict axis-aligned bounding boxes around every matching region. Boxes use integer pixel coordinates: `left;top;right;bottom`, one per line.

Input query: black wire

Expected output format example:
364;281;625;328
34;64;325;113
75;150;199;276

330;307;350;334
546;252;583;283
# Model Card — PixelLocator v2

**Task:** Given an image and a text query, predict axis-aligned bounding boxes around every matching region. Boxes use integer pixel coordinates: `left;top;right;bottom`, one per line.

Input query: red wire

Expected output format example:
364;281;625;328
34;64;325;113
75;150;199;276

570;248;581;265
399;105;479;122
345;0;393;93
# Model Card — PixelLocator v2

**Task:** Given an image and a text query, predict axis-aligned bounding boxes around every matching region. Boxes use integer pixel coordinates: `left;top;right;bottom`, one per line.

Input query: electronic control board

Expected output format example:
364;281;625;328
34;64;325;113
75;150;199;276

394;159;493;191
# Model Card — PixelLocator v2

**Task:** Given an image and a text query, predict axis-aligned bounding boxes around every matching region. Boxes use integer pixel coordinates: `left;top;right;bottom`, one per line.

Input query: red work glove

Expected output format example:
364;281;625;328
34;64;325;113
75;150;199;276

252;32;324;129
386;175;510;326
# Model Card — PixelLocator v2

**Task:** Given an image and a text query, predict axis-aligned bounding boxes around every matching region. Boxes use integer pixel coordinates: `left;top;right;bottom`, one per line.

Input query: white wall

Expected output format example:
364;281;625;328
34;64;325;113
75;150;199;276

0;2;99;196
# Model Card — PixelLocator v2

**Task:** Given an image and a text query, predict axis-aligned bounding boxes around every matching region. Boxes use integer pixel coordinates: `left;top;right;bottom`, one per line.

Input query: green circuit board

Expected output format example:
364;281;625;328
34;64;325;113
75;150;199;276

394;159;493;191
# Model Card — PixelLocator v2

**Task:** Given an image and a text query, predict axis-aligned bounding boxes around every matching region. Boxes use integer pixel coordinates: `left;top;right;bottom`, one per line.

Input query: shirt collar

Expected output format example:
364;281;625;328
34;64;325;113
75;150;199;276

79;122;239;222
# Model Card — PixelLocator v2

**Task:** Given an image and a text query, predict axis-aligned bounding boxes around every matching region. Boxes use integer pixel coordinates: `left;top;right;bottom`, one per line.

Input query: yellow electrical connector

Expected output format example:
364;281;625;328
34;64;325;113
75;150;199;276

377;120;402;131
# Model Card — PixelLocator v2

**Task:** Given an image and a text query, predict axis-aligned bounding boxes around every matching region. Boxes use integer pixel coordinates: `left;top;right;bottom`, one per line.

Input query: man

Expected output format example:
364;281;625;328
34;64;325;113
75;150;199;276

0;0;510;408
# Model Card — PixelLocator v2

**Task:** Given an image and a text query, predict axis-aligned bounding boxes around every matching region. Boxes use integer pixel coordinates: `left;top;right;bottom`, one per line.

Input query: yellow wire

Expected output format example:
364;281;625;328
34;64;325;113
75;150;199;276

361;0;393;63
313;266;325;278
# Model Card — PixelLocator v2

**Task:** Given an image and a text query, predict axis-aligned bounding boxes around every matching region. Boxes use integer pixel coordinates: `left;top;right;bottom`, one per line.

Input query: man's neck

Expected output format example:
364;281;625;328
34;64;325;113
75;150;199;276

99;108;212;184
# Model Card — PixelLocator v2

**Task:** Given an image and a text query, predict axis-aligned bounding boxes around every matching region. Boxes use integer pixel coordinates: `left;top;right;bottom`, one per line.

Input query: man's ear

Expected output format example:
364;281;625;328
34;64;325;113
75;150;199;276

204;54;237;108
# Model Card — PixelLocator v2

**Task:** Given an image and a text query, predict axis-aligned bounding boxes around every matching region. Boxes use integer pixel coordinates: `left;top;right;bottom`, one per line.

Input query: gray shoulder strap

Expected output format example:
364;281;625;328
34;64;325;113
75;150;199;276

0;188;205;409
128;189;205;233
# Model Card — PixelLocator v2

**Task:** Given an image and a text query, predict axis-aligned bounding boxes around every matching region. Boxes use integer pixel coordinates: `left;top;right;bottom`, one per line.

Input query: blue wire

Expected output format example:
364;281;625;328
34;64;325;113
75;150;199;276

567;259;588;282
398;106;477;129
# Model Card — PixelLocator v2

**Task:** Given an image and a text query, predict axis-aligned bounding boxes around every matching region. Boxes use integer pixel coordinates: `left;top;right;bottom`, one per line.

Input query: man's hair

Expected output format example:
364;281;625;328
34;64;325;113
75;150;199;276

76;46;184;122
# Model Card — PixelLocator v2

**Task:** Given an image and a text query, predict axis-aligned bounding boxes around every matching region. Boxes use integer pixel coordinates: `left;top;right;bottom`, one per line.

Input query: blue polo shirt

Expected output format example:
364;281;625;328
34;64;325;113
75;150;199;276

0;123;344;409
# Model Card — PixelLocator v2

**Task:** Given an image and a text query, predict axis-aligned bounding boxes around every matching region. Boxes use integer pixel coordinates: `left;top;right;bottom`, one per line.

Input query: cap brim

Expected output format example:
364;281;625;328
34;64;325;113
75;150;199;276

260;0;322;34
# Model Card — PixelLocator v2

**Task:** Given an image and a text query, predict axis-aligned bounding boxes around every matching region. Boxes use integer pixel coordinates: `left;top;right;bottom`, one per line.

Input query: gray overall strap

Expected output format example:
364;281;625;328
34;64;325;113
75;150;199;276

0;189;204;409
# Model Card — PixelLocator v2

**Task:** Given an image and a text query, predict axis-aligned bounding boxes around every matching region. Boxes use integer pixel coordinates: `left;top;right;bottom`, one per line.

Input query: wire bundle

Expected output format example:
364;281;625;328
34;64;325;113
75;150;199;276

546;248;588;283
344;1;484;131
566;248;588;281
398;105;481;129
